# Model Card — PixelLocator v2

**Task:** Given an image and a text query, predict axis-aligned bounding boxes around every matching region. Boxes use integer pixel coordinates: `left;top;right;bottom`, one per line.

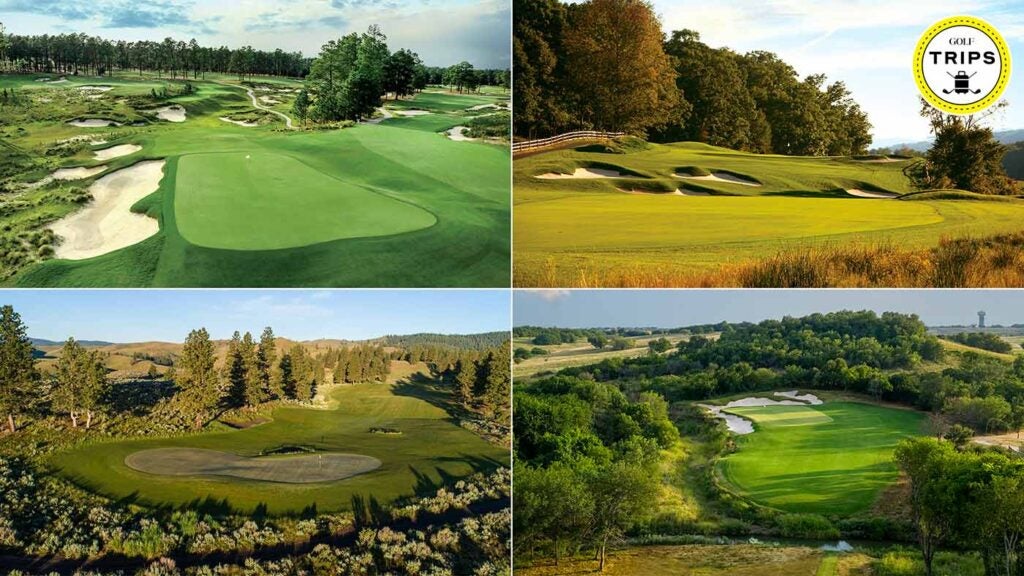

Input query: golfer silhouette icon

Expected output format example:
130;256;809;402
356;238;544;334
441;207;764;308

943;71;982;95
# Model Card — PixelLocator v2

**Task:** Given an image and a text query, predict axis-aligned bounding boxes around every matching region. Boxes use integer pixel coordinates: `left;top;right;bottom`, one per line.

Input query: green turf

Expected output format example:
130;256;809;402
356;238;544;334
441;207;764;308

717;401;925;516
514;141;1024;286
51;381;507;515
174;152;436;250
1;73;509;287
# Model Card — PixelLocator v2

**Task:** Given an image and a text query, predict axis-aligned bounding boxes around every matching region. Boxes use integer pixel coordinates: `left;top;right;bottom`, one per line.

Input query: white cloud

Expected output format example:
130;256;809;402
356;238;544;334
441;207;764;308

230;294;334;319
523;289;571;302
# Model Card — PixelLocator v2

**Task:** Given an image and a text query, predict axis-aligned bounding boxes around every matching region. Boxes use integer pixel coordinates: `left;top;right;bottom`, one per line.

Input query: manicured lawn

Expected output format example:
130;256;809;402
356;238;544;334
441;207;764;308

717;401;925;515
3;73;509;287
50;382;508;515
174;152;435;250
514;141;1024;286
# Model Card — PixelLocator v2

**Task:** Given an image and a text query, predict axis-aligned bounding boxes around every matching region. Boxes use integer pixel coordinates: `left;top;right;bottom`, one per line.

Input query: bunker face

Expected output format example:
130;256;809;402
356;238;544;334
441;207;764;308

536;168;627;179
93;144;141;161
153;105;187;122
68;119;121;128
675;172;761;186
846;188;898;199
49;160;163;260
125;447;382;484
174;152;436;251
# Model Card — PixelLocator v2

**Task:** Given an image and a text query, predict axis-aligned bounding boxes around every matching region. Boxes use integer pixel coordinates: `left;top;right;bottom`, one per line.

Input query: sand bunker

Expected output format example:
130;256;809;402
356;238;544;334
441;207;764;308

77;85;113;92
467;103;500;111
219;117;258;127
152;105;186;122
537;168;627;179
259;96;282;105
675;172;761;186
699;391;824;434
93;144;141;161
52;165;108;180
446;125;476;141
774;390;823;404
124;447;382;484
397;109;431;116
364;107;394;124
68;119;121;128
855;157;900;163
49;160;164;260
846;188;898;199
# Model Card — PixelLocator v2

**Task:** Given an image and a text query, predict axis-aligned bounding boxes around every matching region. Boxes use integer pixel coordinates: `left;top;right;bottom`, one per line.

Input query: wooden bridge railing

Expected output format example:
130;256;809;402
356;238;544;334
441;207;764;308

512;130;626;154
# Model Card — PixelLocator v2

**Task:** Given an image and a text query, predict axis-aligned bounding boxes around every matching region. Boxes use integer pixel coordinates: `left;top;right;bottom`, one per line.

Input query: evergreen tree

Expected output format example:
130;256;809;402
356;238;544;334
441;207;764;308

177;328;219;428
258;327;278;399
241;332;264;408
455;358;478;409
224;331;245;408
0;305;37;433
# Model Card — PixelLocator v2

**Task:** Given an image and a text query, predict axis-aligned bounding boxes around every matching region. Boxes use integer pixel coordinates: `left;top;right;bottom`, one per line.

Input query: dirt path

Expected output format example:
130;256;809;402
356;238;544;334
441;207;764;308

245;87;294;128
216;81;295;129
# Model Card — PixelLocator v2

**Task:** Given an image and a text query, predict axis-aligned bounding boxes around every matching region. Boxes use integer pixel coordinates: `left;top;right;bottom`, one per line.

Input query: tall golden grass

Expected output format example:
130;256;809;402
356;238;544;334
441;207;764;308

524;233;1024;288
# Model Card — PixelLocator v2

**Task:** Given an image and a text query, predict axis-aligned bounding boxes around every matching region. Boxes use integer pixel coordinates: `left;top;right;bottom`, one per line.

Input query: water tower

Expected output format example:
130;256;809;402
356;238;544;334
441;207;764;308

978;310;986;328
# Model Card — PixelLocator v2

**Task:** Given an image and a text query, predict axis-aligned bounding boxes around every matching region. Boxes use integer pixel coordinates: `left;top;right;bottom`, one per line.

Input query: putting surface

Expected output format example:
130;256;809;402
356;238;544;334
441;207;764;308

51;381;508;514
174;152;436;250
124;447;382;483
717;401;925;515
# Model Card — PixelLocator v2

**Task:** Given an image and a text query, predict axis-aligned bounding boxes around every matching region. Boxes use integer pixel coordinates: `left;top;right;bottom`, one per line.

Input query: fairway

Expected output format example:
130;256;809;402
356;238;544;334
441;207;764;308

514;141;1024;286
51;381;508;514
717;401;925;515
2;73;510;287
174;152;436;250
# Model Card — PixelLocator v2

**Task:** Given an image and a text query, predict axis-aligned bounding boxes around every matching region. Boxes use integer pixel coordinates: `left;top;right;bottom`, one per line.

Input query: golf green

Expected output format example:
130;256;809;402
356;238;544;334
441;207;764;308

174;152;436;250
51;382;508;514
717;401;925;515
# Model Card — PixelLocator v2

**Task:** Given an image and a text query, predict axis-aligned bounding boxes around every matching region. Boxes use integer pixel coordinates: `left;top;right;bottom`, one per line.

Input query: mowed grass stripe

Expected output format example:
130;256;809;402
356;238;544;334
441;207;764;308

174;152;435;250
717;401;925;515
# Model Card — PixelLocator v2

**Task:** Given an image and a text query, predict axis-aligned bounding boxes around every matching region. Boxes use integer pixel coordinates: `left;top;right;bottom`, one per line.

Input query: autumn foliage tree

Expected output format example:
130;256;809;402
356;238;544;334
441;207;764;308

562;0;680;135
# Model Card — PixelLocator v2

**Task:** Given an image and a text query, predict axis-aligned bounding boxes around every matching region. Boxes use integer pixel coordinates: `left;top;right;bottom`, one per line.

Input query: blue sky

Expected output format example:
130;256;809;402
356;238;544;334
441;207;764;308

0;0;510;68
515;290;1020;328
4;290;510;342
650;0;1024;145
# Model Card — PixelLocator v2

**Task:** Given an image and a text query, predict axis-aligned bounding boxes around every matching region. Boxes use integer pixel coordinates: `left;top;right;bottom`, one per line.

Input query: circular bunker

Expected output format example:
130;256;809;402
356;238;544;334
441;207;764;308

125;447;382;484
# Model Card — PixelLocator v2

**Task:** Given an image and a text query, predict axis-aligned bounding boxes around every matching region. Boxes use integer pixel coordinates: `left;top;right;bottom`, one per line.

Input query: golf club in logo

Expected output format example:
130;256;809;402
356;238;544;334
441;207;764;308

913;16;1011;115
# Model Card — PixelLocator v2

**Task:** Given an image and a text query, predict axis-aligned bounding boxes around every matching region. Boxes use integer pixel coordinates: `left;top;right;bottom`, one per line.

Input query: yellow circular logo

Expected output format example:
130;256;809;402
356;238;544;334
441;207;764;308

913;15;1011;115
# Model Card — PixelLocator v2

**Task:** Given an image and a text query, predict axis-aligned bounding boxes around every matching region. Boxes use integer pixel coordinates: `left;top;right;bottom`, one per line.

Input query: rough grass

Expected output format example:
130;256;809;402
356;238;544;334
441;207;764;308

515;544;875;576
718;401;925;516
515;140;1024;287
520;232;1024;288
50;381;508;514
2;73;509;287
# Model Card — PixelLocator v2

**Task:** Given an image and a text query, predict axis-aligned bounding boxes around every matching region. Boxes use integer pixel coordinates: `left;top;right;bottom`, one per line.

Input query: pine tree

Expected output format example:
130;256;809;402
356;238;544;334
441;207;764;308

455;358;477;409
53;338;86;427
0;305;37;433
258;327;278;399
177;328;219;428
224;331;245;408
241;332;264;408
483;343;511;421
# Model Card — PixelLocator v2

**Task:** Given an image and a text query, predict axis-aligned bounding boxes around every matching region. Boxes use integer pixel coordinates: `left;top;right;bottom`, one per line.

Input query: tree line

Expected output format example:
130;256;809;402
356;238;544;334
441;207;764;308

552;310;1024;439
0;305;402;432
1;30;308;79
296;25;508;124
940;331;1015;354
514;0;872;156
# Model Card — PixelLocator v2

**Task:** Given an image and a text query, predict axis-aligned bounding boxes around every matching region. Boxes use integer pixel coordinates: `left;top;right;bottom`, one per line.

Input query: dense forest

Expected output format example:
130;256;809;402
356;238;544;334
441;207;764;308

941;332;1015;354
514;0;871;155
381;331;511;350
